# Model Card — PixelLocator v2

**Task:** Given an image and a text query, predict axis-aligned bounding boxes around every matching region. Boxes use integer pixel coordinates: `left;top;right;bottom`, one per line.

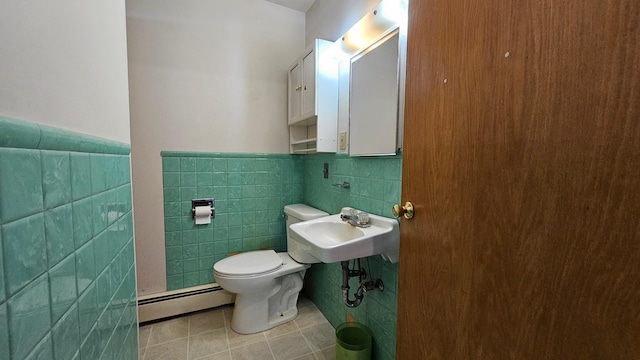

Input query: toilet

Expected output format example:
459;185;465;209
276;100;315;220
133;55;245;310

213;204;328;334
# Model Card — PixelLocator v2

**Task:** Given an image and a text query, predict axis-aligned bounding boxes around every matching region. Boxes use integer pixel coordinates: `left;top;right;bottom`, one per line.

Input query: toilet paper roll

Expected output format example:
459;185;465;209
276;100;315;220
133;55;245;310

194;205;211;225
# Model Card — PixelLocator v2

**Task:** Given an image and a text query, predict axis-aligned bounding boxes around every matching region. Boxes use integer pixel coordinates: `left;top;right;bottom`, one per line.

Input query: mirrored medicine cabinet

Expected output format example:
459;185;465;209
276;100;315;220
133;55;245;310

349;29;401;156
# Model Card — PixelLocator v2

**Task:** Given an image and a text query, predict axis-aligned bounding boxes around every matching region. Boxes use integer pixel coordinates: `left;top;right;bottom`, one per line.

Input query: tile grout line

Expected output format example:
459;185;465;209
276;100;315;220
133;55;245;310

298;327;317;359
187;316;192;360
264;331;277;360
142;325;152;360
223;308;233;360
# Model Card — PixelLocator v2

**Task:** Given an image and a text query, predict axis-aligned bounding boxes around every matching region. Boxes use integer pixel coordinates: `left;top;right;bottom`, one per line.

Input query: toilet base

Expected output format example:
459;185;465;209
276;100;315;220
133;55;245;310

230;271;305;334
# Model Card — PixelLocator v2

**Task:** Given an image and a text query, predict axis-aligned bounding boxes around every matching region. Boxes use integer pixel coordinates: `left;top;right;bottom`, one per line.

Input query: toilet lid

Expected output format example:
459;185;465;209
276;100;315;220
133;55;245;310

213;250;283;276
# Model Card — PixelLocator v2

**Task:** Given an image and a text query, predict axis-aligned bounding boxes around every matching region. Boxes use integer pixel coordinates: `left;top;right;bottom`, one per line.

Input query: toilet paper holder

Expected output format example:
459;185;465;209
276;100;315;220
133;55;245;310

191;198;215;219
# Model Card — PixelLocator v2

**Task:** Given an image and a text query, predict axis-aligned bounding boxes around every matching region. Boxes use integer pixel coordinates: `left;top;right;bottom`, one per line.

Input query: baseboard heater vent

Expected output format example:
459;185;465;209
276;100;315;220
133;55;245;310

137;284;234;323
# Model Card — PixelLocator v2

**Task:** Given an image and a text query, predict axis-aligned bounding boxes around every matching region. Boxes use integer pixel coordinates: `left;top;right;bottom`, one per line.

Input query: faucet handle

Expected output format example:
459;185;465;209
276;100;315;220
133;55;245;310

357;212;369;225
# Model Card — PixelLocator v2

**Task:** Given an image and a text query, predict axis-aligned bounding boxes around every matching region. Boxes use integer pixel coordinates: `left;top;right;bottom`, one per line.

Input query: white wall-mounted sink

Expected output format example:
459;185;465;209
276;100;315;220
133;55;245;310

288;207;400;263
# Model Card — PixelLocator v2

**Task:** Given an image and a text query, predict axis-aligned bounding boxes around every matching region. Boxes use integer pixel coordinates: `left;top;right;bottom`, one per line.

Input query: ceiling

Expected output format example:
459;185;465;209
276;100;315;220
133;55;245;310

264;0;315;12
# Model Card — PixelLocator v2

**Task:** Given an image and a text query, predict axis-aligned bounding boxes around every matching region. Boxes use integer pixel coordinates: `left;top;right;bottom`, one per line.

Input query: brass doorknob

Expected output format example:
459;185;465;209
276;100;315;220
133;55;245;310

392;202;414;220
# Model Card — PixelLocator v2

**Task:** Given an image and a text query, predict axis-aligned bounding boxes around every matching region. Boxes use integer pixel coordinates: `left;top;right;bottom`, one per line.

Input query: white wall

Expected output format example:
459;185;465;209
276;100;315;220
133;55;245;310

0;0;131;144
127;0;305;295
305;0;380;46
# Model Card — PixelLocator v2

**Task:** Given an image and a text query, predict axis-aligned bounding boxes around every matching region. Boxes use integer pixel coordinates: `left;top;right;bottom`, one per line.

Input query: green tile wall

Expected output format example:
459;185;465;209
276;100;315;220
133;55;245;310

161;151;401;359
0;116;138;360
161;152;304;291
302;153;402;360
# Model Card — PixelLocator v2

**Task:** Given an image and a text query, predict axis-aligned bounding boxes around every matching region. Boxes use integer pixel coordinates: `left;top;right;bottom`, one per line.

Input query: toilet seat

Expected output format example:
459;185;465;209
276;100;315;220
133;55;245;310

214;250;283;277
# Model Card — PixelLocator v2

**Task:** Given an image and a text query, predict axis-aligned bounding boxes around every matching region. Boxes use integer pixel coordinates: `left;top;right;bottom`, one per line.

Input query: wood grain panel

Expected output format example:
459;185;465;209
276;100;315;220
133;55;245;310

397;0;640;358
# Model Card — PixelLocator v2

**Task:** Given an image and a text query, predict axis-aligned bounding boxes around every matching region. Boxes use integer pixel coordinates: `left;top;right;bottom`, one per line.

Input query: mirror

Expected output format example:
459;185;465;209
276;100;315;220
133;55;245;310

349;30;400;156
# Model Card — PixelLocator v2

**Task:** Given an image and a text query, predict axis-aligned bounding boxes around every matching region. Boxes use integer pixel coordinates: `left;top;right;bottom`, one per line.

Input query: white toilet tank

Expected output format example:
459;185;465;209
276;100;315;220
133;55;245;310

284;204;328;263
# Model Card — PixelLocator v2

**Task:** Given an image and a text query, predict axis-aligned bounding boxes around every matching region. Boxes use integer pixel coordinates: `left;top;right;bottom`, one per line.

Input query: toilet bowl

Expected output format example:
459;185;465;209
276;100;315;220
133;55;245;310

213;204;328;334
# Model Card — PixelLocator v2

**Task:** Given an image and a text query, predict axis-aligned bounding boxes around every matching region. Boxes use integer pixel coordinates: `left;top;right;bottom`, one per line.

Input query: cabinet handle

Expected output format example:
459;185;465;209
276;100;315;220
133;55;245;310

295;85;301;91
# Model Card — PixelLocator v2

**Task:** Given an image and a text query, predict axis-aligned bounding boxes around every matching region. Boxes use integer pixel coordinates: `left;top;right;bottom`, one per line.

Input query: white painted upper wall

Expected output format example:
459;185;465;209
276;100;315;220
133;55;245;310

305;0;380;45
127;0;305;295
0;0;131;144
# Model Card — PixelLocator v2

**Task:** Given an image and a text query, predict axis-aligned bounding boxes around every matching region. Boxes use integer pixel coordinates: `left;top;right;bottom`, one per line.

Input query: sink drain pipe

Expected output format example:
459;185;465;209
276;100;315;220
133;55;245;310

341;259;384;308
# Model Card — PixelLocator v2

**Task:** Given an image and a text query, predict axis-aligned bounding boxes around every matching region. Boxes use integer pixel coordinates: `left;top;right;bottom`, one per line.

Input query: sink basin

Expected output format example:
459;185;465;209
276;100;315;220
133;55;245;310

288;208;400;263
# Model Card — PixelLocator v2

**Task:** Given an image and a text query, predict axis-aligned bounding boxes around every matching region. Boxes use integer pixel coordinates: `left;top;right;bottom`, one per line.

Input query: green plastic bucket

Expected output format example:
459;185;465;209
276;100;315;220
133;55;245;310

335;323;372;360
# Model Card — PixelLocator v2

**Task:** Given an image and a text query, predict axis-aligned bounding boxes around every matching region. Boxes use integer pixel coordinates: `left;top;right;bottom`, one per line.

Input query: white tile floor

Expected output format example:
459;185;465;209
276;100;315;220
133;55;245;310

138;297;336;360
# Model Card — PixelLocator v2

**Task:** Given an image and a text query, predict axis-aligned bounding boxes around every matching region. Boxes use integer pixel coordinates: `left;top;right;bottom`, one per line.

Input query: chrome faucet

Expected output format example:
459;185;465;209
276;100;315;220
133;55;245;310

340;210;370;228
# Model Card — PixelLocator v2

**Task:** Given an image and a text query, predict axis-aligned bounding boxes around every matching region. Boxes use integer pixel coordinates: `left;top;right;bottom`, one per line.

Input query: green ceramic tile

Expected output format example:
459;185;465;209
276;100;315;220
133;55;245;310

196;172;213;187
382;158;401;180
166;246;183;261
213;227;229;241
383;180;401;203
199;243;214;257
96;310;111;356
70;152;92;200
164;187;180;202
165;217;181;232
183;258;198;273
195;186;213;200
7;274;51;360
49;254;78;324
180;172;196;187
96;267;111;312
180;157;196;172
90;154;106;194
165;231;182;246
162;157;180;172
182;244;198;259
196;158;213;171
211;159;227;172
76;241;96;295
77;284;98;339
164;202;181;219
163;172;180;187
24;333;54;360
166;275;183;291
117;155;131;186
80;325;99;360
52;305;80;360
197;228;213;243
227;158;243;172
117;184;133;213
212;172;228;185
93;231;110;274
228;172;242;184
228;185;242;199
0;232;4;303
2;213;46;295
182;229;198;244
180;187;197;201
73;197;94;249
105;155;120;189
0;303;8;360
166;260;183;276
92;192;108;236
41;151;72;209
106;188;119;226
183;272;199;287
0;148;43;223
0;116;42;148
199;270;213;284
45;204;74;267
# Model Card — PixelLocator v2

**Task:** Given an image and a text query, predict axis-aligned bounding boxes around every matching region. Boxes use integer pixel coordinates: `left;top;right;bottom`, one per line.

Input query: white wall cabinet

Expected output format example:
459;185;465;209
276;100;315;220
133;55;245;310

288;39;338;153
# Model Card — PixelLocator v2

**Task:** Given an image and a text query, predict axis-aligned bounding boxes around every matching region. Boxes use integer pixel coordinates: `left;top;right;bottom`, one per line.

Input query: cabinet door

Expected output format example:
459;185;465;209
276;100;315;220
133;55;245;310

288;60;302;124
301;47;316;119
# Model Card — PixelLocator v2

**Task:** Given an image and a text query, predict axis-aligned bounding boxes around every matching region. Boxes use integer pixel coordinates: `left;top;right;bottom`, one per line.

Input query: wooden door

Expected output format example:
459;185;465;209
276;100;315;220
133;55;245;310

396;0;640;358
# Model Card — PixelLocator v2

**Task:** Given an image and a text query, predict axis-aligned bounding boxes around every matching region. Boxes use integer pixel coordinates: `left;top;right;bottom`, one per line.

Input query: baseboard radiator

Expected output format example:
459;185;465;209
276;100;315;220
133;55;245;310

137;284;235;323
